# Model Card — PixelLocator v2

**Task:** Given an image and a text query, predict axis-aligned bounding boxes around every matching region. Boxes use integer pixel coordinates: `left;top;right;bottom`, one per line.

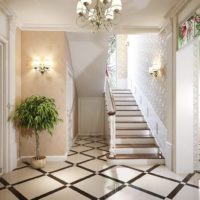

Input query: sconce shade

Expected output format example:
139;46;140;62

32;58;53;74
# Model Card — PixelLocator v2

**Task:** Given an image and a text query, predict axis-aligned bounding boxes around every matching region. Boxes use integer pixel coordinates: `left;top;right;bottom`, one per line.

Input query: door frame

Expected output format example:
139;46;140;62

0;5;17;174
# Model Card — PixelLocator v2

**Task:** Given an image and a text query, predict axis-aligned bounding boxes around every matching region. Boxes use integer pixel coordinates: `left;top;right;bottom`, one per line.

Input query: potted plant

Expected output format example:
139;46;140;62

10;95;62;169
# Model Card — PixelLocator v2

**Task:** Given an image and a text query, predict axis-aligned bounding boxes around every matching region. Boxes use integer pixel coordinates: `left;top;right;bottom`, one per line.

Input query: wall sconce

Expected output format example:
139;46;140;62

32;58;53;74
149;64;161;77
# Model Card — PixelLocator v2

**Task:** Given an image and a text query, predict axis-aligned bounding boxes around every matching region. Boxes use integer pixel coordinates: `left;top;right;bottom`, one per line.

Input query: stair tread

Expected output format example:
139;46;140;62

116;135;153;138
115;104;137;106
116;115;143;117
109;154;164;159
116;110;140;111
116;121;147;123
112;93;132;94
116;144;158;148
112;89;130;91
117;127;150;130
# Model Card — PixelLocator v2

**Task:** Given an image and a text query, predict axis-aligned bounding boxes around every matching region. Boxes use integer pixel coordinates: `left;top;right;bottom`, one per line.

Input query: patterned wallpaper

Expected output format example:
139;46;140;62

116;34;128;79
128;34;167;125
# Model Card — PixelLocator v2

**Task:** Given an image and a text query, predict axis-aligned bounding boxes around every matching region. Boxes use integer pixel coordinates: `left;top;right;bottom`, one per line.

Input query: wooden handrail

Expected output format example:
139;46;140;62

105;77;116;116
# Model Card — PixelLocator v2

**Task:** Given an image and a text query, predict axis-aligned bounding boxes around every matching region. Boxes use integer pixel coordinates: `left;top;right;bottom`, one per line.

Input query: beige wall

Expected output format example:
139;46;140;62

19;31;68;156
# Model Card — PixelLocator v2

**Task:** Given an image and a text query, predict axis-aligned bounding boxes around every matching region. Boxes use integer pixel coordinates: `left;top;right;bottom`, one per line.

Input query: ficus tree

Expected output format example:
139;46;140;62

10;96;62;159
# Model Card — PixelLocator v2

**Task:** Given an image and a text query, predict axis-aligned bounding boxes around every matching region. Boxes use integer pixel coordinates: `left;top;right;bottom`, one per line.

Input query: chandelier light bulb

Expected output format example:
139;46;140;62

112;0;122;13
99;0;111;4
88;9;97;21
105;8;114;21
81;0;92;6
76;1;86;16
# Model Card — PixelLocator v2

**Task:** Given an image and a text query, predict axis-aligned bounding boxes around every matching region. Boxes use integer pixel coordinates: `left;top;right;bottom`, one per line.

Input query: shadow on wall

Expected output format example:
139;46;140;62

67;32;110;97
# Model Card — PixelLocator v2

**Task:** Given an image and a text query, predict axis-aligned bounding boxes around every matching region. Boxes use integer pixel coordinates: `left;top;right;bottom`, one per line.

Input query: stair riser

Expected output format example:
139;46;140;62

112;90;130;93
116;106;139;110
116;129;150;135
115;102;137;106
108;159;165;165
116;116;144;122
116;111;142;116
116;123;148;129
116;138;155;144
113;94;133;97
115;148;158;154
114;97;135;101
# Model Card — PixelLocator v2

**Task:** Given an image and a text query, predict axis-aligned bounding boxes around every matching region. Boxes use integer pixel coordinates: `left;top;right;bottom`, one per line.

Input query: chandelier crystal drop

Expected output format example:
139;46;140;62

76;0;122;32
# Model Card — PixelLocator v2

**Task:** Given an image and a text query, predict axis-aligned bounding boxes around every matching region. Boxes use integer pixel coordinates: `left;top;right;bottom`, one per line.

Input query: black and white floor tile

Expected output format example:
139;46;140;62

0;136;199;200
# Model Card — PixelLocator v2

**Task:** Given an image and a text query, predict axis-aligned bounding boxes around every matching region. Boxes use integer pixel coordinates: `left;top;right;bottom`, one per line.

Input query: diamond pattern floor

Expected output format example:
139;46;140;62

0;136;199;200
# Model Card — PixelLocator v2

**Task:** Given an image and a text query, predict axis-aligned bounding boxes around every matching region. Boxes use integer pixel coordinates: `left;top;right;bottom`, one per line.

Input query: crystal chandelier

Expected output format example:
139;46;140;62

76;0;122;32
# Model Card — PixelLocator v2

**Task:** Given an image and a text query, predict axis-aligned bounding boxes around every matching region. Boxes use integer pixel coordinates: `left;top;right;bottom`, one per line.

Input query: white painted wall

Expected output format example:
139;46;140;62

176;42;194;173
78;97;105;135
0;8;9;39
67;32;109;97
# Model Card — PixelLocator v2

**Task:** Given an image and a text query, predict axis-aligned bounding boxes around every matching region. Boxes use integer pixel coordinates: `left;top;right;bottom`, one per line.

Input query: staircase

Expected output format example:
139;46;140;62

108;89;165;165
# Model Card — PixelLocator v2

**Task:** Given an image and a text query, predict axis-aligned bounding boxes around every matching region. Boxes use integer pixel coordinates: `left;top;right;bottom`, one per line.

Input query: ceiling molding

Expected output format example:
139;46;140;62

0;1;16;16
164;0;192;19
19;23;87;32
114;26;161;34
19;23;161;34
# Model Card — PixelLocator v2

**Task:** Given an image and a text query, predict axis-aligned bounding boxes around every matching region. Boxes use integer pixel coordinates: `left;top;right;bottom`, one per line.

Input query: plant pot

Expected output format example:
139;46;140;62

31;156;46;169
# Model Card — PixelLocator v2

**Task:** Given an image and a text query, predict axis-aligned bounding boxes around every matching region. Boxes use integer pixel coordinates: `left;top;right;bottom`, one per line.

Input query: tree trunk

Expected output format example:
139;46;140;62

35;132;40;159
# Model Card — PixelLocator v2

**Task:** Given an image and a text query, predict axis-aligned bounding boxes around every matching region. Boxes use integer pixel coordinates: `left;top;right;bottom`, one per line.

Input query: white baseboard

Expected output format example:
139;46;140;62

18;135;79;164
131;83;172;169
19;153;68;164
78;132;105;136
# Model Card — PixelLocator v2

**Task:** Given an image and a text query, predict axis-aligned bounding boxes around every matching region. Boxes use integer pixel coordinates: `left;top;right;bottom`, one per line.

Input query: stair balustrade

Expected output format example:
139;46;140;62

105;77;116;157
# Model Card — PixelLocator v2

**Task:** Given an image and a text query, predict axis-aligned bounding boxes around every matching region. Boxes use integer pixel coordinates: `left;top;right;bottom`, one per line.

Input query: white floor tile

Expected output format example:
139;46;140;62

0;189;18;200
107;186;161;200
151;165;186;181
14;176;63;199
2;167;42;184
74;175;122;198
52;166;92;183
41;188;90;200
132;174;179;197
85;142;107;148
188;173;200;187
42;162;71;172
173;185;200;200
67;154;92;164
79;159;109;172
70;146;92;152
129;165;154;172
102;166;142;182
83;149;108;157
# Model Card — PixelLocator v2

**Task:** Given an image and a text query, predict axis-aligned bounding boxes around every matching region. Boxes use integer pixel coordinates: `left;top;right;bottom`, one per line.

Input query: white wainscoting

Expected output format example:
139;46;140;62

131;84;171;168
78;97;105;135
176;41;195;173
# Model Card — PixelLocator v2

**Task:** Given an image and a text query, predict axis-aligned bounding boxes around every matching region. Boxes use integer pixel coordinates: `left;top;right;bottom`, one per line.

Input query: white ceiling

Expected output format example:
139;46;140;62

4;0;180;31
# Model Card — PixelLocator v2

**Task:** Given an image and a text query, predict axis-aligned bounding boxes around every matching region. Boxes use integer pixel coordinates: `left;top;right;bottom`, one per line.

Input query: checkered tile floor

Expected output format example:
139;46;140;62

0;136;200;200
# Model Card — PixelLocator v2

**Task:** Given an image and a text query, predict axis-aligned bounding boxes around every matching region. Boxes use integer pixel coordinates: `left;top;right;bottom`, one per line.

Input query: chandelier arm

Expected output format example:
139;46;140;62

76;0;122;32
